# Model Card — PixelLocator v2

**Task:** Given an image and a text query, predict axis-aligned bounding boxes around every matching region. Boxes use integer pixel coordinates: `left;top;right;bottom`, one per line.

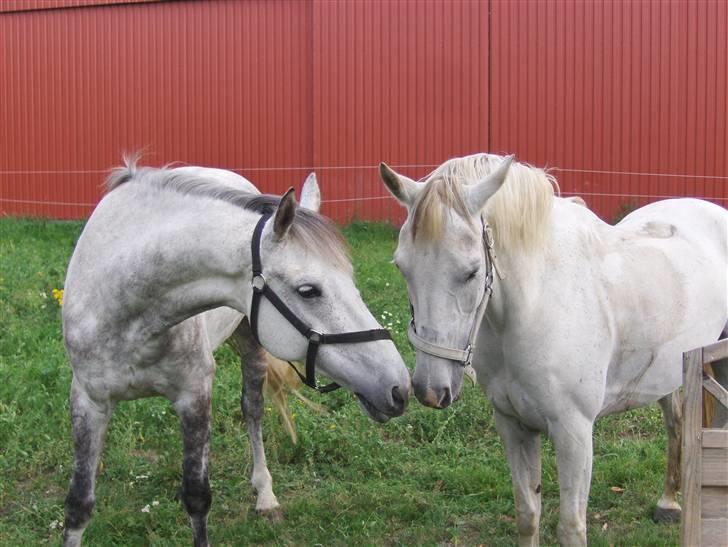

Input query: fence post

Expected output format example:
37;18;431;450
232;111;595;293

682;347;704;546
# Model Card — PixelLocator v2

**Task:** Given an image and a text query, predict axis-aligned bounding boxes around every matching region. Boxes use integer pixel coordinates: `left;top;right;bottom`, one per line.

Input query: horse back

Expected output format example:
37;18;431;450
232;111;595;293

598;199;727;414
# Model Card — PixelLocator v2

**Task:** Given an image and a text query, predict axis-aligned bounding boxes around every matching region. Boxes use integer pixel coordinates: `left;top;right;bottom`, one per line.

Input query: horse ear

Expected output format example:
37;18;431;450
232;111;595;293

273;187;297;239
299;172;321;212
466;155;514;214
379;162;421;207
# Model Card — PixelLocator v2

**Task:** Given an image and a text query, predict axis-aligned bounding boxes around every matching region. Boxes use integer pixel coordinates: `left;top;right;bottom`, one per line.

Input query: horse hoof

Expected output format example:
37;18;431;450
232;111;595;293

256;506;284;524
653;506;681;523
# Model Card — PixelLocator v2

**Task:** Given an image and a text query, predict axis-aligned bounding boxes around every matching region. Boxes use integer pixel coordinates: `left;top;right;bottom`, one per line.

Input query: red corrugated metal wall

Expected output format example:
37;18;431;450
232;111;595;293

1;0;726;223
312;0;489;224
0;0;312;218
490;0;728;219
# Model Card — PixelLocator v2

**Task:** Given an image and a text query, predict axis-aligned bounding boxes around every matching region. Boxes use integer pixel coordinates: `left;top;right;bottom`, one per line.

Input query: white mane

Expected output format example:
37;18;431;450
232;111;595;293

415;153;558;251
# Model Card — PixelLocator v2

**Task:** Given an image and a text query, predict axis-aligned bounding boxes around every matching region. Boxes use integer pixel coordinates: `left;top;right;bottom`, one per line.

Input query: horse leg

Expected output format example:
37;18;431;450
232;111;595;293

233;324;282;521
550;417;593;546
63;379;114;547
653;391;682;522
494;410;542;547
174;391;213;547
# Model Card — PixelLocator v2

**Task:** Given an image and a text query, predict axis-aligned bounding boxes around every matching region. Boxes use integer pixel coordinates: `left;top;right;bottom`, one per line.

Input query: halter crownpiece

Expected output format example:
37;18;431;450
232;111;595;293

248;212;392;393
407;218;496;368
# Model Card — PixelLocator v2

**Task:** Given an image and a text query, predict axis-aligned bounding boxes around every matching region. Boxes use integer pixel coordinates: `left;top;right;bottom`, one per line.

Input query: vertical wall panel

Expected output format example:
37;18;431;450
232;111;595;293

0;0;312;218
311;0;489;223
1;0;726;223
490;0;728;221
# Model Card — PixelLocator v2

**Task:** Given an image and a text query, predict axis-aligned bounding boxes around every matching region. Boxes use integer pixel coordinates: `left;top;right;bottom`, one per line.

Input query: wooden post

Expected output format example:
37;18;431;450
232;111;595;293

682;347;704;547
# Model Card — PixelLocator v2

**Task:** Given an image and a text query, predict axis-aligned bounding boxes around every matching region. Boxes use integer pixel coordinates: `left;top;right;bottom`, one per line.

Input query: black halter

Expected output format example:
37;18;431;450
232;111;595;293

248;213;392;393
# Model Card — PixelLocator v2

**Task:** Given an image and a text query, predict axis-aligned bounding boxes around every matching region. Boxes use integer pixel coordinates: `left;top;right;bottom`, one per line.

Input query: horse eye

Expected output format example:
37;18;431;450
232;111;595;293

466;269;479;282
297;284;322;299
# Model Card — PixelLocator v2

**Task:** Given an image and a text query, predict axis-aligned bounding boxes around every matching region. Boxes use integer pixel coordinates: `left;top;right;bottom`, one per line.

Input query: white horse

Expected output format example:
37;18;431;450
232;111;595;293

379;153;728;546
61;158;411;546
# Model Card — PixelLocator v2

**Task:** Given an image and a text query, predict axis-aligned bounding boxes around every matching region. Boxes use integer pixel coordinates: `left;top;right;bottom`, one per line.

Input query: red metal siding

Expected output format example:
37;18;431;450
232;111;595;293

490;0;728;220
312;0;489;223
1;0;726;223
0;0;312;218
0;0;160;14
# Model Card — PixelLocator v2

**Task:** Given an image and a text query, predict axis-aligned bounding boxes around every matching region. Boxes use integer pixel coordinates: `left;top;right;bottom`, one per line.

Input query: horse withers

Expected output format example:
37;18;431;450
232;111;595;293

379;153;727;546
61;158;410;546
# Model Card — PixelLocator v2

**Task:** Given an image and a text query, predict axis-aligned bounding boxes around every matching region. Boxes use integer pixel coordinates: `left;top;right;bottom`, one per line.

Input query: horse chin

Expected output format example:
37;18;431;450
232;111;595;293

355;393;391;423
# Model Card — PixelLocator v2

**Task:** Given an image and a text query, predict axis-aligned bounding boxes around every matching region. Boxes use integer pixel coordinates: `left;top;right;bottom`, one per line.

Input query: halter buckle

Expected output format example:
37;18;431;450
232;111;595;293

463;344;474;367
308;330;322;343
252;274;266;291
484;224;495;249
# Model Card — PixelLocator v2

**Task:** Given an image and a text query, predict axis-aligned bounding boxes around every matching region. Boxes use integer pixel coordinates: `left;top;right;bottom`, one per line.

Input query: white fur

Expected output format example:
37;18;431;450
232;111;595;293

61;166;410;545
382;153;728;545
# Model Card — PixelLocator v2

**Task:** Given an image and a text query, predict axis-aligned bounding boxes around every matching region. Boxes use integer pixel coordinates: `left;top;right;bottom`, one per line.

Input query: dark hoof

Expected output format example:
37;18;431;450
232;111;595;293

653;506;681;523
256;506;284;524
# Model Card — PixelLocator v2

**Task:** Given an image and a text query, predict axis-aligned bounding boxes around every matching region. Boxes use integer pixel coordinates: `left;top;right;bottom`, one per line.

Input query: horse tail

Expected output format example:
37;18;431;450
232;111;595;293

262;354;327;444
226;329;326;443
263;354;301;443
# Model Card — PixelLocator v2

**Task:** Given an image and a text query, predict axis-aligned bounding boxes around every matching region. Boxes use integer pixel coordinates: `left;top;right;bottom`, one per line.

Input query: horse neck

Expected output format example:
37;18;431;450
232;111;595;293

107;198;259;337
484;229;552;332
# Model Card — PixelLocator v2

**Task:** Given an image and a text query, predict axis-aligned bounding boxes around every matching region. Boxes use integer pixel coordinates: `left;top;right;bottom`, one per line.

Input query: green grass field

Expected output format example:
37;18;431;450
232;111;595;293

0;218;679;546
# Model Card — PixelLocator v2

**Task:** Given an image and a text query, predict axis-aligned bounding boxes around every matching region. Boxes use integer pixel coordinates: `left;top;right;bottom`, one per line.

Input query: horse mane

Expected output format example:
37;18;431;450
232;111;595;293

105;154;351;272
411;153;558;251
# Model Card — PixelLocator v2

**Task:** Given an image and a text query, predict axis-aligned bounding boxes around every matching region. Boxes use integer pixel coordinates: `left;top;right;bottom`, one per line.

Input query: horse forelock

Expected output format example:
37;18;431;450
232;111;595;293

244;195;352;275
409;153;557;252
103;158;351;273
410;175;473;242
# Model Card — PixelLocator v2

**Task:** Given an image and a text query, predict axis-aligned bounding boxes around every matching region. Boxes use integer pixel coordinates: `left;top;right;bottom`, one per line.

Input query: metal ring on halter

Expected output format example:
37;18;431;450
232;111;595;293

252;274;266;291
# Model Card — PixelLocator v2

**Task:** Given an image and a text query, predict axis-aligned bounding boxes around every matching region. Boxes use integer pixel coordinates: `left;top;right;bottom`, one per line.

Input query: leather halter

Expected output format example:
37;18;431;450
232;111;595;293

407;220;497;367
248;213;392;392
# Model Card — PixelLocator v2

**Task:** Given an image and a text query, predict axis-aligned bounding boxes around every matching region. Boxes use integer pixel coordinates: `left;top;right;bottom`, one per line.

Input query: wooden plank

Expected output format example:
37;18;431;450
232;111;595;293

704;374;728;410
683;348;705;547
703;339;728;364
704;429;728;449
702;486;728;519
702;448;728;486
701;517;728;546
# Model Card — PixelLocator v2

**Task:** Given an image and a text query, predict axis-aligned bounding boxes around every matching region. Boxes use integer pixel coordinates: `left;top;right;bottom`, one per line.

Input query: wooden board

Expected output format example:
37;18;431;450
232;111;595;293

683;348;705;546
701;517;728;547
703;375;728;410
702;487;728;519
703;339;728;365
702;448;728;487
704;429;728;449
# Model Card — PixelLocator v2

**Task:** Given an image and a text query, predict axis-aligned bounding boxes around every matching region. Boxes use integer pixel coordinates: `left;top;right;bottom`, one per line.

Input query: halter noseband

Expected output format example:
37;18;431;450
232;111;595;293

407;220;497;368
248;213;392;393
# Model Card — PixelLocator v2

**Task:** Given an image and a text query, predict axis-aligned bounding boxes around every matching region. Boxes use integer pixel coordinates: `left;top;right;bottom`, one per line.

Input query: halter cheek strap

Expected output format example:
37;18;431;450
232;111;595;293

248;213;392;393
407;221;496;368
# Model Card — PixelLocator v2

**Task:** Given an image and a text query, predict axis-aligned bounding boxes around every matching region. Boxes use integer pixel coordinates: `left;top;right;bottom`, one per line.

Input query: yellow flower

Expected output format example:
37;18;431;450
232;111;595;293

51;288;64;306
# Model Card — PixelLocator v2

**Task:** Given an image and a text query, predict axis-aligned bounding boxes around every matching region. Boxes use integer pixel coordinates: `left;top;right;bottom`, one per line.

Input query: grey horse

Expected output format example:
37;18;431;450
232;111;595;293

61;159;410;546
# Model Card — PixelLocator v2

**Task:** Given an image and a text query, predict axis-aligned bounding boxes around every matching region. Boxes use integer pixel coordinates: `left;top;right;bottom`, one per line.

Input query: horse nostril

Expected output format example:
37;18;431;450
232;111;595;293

391;385;407;413
438;387;452;409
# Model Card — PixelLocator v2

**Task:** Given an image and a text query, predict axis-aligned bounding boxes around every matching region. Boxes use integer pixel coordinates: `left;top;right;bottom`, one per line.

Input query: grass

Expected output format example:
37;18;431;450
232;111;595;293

0;218;679;546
